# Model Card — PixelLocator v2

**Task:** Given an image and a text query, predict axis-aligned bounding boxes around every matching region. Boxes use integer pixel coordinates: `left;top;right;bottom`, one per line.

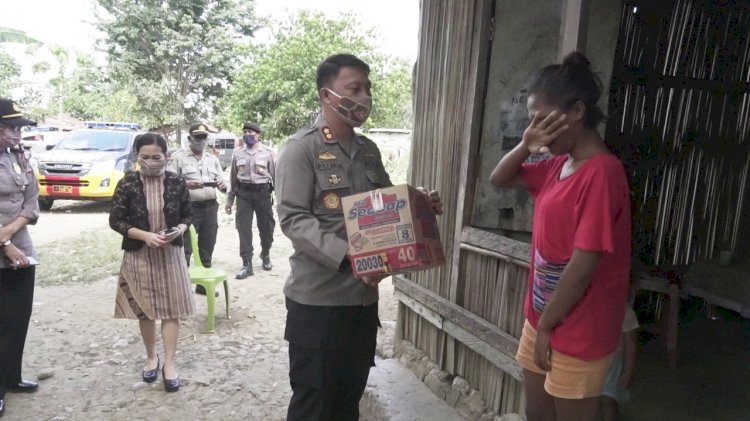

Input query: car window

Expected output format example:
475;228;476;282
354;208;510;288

215;139;234;149
55;131;131;151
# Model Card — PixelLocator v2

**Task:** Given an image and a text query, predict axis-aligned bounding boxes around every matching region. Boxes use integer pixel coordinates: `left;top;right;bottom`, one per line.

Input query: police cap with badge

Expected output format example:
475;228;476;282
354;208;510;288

188;123;210;138
0;98;36;128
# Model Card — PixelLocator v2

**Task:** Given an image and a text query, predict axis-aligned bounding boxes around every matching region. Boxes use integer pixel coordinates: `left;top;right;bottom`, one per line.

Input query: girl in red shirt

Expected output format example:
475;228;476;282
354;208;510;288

490;52;631;421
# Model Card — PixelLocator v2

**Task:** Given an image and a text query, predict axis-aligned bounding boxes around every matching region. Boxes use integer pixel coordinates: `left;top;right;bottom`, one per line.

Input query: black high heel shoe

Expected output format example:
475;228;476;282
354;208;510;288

162;370;180;393
142;356;160;383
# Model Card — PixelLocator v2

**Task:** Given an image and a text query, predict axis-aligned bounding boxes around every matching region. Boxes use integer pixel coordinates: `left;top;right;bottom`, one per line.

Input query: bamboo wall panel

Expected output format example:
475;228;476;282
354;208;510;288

459;251;527;338
400;0;484;368
607;0;750;266
454;250;529;413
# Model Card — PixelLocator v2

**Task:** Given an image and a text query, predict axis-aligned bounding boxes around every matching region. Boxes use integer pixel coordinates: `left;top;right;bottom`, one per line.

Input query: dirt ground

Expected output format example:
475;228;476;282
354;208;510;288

5;200;398;421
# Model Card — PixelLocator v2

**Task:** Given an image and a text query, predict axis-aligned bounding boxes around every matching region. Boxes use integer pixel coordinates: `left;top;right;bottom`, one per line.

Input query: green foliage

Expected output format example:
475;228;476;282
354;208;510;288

217;11;413;143
0;51;20;97
369;58;413;130
96;0;258;132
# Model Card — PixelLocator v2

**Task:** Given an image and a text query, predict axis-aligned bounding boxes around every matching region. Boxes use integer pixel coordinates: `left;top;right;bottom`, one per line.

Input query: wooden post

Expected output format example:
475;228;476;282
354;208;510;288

559;0;590;59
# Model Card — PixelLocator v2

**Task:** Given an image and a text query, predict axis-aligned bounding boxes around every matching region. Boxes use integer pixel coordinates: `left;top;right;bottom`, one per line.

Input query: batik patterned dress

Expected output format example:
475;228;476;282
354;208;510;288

114;173;194;320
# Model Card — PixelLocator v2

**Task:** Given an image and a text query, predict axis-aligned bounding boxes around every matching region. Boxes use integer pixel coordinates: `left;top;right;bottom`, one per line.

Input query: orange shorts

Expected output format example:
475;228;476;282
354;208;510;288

516;320;614;399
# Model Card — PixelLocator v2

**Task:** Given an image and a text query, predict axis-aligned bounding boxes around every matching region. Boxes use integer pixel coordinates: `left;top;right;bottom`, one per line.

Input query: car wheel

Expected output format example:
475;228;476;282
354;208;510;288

38;197;54;211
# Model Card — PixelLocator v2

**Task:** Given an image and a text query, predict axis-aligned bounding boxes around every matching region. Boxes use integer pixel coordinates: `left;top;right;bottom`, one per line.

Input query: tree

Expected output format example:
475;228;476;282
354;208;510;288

0;52;20;97
217;11;413;143
0;27;41;99
96;0;258;137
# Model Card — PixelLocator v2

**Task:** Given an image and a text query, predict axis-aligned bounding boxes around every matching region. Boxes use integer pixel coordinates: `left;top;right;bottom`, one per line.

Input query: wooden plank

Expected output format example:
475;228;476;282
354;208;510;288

446;0;495;376
450;0;495;302
394;275;521;367
559;0;590;59
462;226;531;265
443;319;524;381
460;243;531;269
394;290;444;329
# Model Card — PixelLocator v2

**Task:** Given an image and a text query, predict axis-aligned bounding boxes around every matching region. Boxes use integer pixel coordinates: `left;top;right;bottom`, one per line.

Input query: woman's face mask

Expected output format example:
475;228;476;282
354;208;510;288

325;88;372;127
138;157;166;177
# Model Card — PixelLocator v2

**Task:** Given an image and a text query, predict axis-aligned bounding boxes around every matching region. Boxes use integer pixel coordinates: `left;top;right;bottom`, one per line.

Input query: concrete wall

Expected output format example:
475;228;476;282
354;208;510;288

472;0;624;234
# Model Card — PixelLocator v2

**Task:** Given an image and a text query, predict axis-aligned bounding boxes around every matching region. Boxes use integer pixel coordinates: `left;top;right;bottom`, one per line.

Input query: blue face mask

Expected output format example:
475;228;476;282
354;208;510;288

243;134;257;146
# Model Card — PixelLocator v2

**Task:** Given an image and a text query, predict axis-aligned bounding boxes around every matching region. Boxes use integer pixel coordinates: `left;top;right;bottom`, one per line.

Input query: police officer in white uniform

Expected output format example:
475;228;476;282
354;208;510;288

168;123;226;295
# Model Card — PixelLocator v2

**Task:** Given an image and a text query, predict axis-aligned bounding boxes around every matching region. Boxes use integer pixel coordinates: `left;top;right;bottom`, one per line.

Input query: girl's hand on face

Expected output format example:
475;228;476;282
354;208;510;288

523;111;569;154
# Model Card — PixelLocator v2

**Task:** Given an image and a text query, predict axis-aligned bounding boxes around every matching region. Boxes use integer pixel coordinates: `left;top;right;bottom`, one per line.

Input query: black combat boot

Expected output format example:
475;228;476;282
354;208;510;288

261;251;272;271
236;257;254;279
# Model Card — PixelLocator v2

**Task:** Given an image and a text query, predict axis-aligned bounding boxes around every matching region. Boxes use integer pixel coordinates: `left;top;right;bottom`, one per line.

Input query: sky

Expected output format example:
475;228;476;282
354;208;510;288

0;0;420;61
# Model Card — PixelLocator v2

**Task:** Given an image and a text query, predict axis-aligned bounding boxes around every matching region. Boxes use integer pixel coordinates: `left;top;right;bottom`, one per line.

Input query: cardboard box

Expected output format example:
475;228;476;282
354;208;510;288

342;184;445;277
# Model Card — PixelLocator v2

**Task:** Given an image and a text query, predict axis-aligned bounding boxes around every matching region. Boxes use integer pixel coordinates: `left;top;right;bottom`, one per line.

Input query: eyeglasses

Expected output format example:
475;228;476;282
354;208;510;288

0;123;20;133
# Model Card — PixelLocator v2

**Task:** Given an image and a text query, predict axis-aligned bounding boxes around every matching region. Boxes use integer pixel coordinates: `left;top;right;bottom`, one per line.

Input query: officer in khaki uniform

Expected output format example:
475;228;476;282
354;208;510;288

168;123;227;295
225;122;276;279
0;99;42;417
276;54;443;421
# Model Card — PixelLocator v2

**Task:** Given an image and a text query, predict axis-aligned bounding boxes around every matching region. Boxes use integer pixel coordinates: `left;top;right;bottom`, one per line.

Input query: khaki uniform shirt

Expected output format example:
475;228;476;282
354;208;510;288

276;115;392;306
226;143;276;207
0;148;39;268
168;149;224;202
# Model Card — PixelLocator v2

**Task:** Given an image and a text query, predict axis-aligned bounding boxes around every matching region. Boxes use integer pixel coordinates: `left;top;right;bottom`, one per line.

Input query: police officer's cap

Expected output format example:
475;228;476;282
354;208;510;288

189;123;210;137
242;122;262;134
0;98;36;127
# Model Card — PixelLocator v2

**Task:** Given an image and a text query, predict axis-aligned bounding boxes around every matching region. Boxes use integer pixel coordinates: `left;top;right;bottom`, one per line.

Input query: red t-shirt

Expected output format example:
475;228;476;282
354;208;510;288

520;153;631;360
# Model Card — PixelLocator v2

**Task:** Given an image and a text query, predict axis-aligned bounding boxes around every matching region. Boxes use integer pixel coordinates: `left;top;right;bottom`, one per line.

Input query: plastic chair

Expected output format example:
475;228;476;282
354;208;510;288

188;225;230;333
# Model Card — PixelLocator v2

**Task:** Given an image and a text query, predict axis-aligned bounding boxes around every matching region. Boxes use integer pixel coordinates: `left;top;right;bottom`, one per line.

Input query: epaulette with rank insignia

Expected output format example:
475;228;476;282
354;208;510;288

321;127;335;142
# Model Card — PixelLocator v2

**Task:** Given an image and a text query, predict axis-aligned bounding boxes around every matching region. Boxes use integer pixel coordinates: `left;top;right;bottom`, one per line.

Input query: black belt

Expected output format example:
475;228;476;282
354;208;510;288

191;199;218;208
238;183;270;191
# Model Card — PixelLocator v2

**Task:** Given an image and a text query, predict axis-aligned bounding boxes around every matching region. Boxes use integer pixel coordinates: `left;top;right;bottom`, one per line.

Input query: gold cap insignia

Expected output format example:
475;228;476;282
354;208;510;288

318;152;337;160
198;125;206;131
12;103;20;112
322;192;341;209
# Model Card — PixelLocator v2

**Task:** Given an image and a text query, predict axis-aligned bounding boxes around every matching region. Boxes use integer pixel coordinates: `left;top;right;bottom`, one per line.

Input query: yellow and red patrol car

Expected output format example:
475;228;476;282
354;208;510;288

34;123;143;210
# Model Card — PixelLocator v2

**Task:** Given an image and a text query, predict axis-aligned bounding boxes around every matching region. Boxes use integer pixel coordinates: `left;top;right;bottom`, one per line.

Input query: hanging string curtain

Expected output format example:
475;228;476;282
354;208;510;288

608;0;750;266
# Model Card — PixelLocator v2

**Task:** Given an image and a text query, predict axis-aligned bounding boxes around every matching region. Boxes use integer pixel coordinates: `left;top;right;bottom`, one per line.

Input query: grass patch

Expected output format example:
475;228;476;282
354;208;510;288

35;228;123;287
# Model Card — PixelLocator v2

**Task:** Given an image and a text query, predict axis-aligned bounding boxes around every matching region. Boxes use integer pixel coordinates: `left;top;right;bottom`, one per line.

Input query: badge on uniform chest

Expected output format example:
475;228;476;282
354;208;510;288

322;191;341;209
328;174;342;185
12;162;21;174
319;152;337;160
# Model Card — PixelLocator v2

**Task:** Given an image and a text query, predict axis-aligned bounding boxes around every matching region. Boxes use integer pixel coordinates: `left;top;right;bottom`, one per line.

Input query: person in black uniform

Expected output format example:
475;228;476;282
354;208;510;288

225;122;276;278
0;98;41;418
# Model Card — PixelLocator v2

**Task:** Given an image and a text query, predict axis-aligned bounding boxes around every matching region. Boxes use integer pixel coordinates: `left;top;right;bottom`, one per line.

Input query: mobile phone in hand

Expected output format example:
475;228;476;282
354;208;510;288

159;227;180;236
